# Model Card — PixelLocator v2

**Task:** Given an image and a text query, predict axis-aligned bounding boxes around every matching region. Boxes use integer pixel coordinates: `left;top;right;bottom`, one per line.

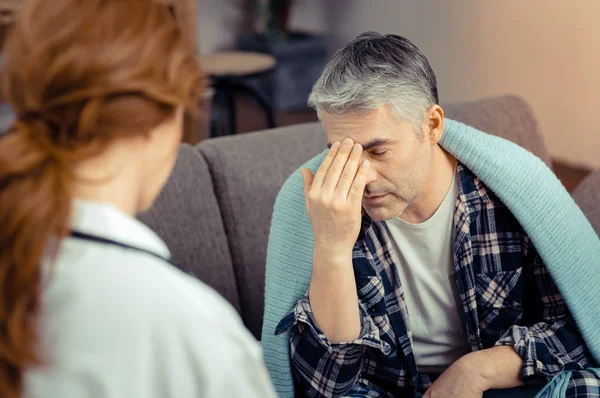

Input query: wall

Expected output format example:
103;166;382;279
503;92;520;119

195;0;329;54
327;0;600;169
195;0;240;54
194;0;600;168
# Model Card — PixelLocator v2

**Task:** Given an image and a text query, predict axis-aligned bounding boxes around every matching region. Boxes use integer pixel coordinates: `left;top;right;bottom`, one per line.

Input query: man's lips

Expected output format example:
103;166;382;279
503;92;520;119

363;193;388;202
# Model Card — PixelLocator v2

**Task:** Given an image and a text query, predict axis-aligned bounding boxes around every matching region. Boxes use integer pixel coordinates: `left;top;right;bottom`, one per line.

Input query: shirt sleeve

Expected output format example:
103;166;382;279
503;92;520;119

275;291;391;398
495;236;597;382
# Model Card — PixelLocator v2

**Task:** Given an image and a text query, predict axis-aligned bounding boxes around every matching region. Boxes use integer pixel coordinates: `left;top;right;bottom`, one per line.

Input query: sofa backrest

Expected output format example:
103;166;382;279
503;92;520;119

138;144;241;312
573;169;600;237
195;95;550;339
443;95;551;166
197;124;327;337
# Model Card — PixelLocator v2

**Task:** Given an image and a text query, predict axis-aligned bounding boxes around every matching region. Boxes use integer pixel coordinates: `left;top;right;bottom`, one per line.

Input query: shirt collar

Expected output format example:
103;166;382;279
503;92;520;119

71;199;171;259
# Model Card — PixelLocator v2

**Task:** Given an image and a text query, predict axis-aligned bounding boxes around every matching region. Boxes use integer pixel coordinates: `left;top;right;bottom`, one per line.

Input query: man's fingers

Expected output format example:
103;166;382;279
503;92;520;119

301;168;314;198
335;143;363;199
313;141;341;188
347;159;370;203
322;138;354;194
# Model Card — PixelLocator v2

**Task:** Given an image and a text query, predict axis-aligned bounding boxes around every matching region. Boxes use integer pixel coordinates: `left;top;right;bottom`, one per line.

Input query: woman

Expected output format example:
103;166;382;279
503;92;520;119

0;0;276;397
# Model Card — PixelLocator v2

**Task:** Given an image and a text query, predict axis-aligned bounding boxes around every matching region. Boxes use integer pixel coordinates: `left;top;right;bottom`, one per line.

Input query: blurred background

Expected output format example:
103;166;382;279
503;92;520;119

1;0;598;190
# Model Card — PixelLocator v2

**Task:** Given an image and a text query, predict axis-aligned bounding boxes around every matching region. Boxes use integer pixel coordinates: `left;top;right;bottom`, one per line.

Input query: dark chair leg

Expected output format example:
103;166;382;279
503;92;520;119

229;80;276;129
210;85;228;138
210;82;237;137
226;86;237;136
210;75;276;137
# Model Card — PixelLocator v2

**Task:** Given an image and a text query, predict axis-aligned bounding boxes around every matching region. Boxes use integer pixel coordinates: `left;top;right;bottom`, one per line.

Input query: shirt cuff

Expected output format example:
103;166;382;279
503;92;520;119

495;325;565;381
275;291;392;355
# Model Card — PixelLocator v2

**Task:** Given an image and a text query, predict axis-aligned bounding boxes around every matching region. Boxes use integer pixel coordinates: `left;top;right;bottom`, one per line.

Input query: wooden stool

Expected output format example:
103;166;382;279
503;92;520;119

198;51;277;137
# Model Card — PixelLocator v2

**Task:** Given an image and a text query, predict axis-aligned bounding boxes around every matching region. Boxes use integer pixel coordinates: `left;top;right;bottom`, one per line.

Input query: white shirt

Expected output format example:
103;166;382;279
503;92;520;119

383;172;470;374
24;200;276;398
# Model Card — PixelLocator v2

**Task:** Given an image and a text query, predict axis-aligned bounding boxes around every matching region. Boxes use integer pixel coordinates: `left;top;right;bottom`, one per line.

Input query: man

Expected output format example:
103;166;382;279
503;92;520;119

271;33;599;397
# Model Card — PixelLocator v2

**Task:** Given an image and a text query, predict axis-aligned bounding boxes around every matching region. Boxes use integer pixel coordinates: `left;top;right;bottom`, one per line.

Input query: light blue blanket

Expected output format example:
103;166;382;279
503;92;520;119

262;119;600;397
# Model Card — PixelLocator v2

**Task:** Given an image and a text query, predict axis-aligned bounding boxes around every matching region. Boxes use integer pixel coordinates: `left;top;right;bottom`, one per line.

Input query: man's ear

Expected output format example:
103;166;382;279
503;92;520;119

424;104;445;145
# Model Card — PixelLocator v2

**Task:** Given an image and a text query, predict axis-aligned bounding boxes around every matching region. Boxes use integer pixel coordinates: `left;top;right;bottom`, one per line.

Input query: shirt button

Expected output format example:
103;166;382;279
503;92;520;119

369;304;379;314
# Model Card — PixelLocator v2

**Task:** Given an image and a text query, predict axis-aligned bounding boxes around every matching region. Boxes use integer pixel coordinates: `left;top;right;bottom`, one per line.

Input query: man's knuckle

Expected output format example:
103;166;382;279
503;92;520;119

331;199;346;211
318;196;331;206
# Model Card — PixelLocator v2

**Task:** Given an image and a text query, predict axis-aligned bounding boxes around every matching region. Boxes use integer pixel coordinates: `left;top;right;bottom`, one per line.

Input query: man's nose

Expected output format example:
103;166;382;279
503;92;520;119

361;152;377;183
367;167;377;184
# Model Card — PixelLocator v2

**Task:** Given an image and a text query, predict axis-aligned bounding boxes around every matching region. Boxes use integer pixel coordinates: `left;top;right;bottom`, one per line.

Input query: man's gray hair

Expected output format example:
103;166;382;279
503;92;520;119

308;32;438;133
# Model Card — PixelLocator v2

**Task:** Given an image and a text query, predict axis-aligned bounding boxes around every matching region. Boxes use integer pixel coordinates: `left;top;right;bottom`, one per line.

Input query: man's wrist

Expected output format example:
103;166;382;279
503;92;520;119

313;243;353;266
456;351;493;392
459;346;524;391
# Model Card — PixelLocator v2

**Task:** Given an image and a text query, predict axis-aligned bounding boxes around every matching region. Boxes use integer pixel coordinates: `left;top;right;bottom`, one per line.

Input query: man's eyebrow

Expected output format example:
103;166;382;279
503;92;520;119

326;139;393;151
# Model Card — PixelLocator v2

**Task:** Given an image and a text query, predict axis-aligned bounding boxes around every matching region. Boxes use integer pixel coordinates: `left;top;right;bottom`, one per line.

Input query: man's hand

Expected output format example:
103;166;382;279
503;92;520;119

302;138;371;259
302;138;372;343
423;347;524;398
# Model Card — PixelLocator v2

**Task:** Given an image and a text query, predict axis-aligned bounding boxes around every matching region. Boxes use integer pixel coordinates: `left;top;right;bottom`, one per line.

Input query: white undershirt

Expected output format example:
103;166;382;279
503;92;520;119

383;172;470;374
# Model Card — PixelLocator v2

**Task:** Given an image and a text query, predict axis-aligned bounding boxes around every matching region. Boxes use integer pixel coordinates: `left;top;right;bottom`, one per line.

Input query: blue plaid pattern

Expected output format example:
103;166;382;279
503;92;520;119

275;163;599;397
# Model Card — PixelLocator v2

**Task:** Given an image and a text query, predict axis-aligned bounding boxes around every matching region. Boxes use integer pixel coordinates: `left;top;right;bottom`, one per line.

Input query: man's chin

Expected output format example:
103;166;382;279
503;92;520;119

363;200;408;221
363;206;401;222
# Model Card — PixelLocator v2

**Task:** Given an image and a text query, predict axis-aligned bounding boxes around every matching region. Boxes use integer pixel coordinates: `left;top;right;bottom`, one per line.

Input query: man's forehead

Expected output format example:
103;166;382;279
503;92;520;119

324;116;377;138
321;107;400;142
321;109;381;129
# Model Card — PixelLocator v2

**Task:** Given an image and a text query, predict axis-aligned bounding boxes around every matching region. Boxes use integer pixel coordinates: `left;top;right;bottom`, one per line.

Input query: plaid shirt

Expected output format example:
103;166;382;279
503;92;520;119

276;163;599;398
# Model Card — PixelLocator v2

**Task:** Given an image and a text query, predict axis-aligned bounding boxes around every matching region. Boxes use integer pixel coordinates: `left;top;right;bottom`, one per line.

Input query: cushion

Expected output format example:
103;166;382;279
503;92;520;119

139;144;241;312
572;169;600;237
198;123;326;338
443;95;551;166
197;95;549;338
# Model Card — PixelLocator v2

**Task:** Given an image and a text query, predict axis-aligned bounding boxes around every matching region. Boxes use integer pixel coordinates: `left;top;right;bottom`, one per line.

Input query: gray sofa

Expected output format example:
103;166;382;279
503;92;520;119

139;95;600;340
